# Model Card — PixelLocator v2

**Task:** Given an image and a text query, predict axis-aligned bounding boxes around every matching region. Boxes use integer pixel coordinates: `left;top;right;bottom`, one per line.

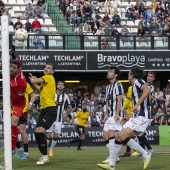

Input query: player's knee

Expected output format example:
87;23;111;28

116;133;124;142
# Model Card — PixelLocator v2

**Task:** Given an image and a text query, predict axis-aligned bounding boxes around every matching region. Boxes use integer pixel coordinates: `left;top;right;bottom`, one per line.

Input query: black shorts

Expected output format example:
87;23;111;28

76;125;85;136
18;112;27;125
36;106;57;130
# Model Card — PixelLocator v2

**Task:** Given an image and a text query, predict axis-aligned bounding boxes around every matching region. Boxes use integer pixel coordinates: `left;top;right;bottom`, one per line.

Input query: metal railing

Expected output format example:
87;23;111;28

8;34;170;50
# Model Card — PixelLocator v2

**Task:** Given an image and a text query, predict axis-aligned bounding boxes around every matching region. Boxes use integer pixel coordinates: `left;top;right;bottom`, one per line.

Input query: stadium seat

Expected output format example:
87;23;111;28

8;9;16;17
20;6;26;12
49;40;57;48
134;20;140;26
12;18;17;24
84;42;91;48
121;2;129;6
130;28;138;33
123;42;132;48
121;21;127;25
9;0;16;4
16;0;25;4
155;41;164;48
44;19;53;25
126;21;134;26
130;2;136;6
86;33;97;40
41;27;49;33
38;19;44;25
121;13;126;19
48;27;58;33
3;0;8;3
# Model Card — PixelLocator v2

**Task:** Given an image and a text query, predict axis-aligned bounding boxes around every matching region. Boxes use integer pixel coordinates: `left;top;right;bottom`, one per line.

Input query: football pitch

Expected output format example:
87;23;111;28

8;145;170;170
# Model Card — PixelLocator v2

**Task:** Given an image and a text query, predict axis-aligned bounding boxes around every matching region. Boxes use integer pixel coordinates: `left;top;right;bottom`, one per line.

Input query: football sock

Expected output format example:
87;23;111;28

12;126;18;149
127;138;147;156
24;143;28;153
34;132;42;153
38;133;47;155
78;139;83;149
126;146;131;152
138;134;152;150
16;141;21;149
50;138;57;152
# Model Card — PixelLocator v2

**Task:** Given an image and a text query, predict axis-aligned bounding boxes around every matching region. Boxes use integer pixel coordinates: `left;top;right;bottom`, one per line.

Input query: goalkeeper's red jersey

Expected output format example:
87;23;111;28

10;68;27;107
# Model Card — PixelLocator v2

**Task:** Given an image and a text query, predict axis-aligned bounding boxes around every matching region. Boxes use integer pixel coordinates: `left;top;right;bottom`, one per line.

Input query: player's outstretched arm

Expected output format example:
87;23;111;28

29;73;42;91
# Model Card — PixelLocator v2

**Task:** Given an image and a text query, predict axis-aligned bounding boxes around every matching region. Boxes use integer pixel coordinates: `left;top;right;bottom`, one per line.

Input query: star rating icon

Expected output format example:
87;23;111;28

152;63;155;66
157;63;160;66
167;63;170;67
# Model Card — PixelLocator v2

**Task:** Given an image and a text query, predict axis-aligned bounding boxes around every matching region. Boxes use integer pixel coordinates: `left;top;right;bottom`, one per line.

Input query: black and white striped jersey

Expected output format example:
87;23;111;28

106;81;124;117
132;78;148;117
147;84;155;106
55;92;71;122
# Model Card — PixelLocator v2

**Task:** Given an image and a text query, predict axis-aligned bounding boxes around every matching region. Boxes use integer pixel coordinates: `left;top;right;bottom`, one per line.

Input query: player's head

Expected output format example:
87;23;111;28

10;61;21;76
57;81;65;91
147;72;156;84
128;68;146;84
107;65;120;80
44;63;55;75
82;103;87;112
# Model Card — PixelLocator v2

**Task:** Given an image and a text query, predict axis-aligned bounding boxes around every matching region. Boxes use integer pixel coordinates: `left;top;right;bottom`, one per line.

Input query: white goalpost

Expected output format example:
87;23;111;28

1;15;12;170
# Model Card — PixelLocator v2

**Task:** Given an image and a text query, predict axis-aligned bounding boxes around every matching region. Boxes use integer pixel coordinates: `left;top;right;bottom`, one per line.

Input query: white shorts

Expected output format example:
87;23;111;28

123;116;149;136
103;116;122;132
46;121;62;135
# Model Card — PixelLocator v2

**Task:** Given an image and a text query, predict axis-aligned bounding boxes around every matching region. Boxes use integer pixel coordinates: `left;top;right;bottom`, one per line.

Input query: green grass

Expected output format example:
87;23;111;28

2;146;170;170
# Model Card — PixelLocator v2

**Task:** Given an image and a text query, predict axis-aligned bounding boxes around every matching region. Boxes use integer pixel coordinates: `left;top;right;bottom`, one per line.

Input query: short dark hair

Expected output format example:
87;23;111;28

130;68;146;79
108;65;121;79
46;63;55;71
57;81;65;86
148;72;156;78
11;60;21;68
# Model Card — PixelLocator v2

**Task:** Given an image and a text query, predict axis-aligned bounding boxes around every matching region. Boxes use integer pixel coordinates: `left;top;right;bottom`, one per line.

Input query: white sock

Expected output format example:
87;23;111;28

127;138;147;156
50;139;57;152
42;155;48;159
109;139;122;167
106;142;110;160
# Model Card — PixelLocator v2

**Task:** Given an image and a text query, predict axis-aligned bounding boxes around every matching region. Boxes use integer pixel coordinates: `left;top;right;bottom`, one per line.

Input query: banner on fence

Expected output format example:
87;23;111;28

19;126;159;147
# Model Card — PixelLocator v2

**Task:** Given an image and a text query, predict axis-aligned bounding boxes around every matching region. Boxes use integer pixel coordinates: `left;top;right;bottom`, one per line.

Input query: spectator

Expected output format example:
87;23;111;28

32;4;44;19
83;2;92;20
94;83;101;96
137;24;146;37
125;4;137;21
91;117;100;127
70;96;77;112
14;17;23;30
95;11;102;21
111;10;121;26
154;17;164;35
25;2;34;18
121;24;130;42
0;0;5;16
70;10;81;26
144;8;153;23
66;3;74;19
102;12;110;23
111;26;121;36
90;18;100;33
3;8;13;25
37;0;47;13
95;26;104;35
87;100;95;114
157;96;166;109
109;0;121;14
103;0;111;14
33;29;44;49
27;113;36;129
155;87;164;100
23;17;33;32
32;16;44;34
163;84;170;97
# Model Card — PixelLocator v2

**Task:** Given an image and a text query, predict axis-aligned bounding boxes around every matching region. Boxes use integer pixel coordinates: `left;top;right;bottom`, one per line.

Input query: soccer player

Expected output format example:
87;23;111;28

69;103;89;150
10;46;27;154
98;68;152;170
16;82;35;159
29;63;57;165
100;65;124;164
46;81;72;157
131;71;156;156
